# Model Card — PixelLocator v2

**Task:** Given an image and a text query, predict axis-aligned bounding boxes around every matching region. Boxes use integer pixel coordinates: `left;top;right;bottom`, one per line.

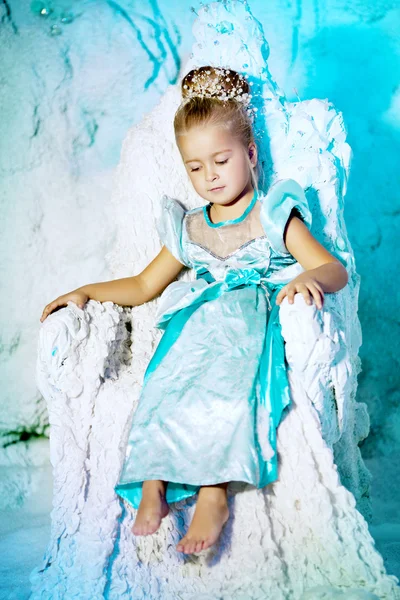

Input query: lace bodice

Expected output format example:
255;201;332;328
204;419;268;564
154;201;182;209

185;194;266;260
155;179;313;285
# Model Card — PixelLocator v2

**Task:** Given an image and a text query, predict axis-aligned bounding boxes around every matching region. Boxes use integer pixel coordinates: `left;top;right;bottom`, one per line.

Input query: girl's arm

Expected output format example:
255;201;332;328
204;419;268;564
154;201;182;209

80;246;186;306
40;247;185;322
276;215;349;308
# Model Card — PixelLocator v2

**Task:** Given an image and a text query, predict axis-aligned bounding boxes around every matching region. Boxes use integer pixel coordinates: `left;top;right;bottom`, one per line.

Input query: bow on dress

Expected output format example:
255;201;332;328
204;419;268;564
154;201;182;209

223;267;274;311
144;266;279;384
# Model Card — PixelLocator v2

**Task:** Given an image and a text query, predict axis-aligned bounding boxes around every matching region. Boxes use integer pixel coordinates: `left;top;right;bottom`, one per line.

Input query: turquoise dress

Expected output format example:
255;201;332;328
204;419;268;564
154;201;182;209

115;179;313;510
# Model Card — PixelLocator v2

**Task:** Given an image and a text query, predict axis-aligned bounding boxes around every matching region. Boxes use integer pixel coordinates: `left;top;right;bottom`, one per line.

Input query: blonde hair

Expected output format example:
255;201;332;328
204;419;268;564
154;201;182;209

174;66;260;196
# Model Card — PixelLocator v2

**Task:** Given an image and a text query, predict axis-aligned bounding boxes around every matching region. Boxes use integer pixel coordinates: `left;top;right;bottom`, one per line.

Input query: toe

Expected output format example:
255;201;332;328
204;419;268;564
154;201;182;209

179;539;189;554
146;521;154;534
202;537;211;551
148;519;159;534
176;538;185;552
195;540;203;553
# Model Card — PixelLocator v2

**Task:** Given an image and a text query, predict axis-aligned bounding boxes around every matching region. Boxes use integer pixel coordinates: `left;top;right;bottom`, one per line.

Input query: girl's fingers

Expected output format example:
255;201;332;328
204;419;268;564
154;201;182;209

305;284;324;309
292;283;324;309
278;283;305;305
40;296;85;322
273;281;325;310
314;283;324;295
40;299;60;322
276;287;288;305
40;305;50;322
311;281;325;300
276;283;324;310
293;283;311;305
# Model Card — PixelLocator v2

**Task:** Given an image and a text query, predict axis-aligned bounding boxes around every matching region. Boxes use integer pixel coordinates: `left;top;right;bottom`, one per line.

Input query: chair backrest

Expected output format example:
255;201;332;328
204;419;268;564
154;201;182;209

105;0;361;372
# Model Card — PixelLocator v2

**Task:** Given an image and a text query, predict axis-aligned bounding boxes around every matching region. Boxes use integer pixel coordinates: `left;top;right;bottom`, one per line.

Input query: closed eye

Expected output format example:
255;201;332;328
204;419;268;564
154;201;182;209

190;159;229;173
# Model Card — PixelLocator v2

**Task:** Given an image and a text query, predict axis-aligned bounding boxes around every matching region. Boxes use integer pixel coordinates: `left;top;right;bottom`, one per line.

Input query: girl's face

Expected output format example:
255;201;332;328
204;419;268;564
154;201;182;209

177;124;257;205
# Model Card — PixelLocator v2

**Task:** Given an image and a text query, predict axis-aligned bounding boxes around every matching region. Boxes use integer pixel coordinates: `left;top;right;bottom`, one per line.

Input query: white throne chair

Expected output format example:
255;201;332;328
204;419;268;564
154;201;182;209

30;1;400;599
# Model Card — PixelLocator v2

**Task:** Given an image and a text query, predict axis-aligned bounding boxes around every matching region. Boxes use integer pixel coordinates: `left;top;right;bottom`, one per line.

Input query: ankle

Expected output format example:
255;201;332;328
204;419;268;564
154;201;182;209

142;480;167;495
198;485;228;504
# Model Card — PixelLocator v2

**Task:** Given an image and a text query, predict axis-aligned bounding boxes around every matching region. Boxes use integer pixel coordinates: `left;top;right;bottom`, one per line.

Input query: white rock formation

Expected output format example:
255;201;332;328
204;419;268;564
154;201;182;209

30;1;400;598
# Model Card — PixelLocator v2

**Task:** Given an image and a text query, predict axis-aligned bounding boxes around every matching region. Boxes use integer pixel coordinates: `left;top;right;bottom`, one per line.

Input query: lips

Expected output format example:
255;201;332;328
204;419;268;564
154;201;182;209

210;186;225;191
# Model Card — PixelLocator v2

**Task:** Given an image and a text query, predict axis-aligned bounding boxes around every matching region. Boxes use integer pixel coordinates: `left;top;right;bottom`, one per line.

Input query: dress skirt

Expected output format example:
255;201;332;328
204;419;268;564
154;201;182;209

115;278;291;510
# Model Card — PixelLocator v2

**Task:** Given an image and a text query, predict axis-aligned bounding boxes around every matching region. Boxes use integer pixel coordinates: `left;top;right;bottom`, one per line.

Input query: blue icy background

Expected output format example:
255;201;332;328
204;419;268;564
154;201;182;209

0;0;399;597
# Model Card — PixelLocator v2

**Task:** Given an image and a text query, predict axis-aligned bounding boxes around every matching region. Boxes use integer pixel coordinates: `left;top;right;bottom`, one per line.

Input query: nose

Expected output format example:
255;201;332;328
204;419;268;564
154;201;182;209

205;167;219;183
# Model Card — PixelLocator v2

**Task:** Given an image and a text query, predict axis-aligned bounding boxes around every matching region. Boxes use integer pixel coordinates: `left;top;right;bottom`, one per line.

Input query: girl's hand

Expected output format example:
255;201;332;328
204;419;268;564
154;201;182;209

40;289;89;323
275;274;324;310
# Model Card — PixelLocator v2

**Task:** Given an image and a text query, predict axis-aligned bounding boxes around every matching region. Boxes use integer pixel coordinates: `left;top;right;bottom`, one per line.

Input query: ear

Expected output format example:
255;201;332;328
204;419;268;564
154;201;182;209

248;142;257;167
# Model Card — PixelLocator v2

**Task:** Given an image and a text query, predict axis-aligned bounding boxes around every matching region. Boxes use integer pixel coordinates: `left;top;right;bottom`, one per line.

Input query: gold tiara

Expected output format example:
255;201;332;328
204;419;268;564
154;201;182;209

182;67;253;109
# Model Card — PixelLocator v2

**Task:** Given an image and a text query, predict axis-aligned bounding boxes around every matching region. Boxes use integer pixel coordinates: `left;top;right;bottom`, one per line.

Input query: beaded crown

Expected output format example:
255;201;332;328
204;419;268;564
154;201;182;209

181;67;256;120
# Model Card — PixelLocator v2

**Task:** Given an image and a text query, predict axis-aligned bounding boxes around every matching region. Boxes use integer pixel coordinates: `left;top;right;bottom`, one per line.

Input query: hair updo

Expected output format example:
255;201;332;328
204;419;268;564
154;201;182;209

174;66;260;194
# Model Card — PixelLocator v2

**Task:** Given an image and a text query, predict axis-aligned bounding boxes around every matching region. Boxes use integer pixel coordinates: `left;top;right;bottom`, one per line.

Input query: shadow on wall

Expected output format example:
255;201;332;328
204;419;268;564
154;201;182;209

303;23;400;457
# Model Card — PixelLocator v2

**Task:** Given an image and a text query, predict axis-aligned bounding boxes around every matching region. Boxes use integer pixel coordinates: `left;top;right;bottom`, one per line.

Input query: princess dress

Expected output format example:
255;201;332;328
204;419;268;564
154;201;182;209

114;179;312;509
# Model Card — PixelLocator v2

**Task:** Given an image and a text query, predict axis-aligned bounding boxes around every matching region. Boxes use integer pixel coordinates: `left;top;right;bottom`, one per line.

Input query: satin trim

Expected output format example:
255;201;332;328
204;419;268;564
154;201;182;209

203;189;258;228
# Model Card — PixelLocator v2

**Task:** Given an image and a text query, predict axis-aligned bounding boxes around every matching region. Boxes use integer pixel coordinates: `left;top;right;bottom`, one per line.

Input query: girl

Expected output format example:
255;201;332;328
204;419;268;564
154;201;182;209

40;66;348;556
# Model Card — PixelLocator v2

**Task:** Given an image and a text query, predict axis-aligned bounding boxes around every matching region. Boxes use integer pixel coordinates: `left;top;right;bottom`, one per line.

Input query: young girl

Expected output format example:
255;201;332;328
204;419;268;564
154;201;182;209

40;66;348;557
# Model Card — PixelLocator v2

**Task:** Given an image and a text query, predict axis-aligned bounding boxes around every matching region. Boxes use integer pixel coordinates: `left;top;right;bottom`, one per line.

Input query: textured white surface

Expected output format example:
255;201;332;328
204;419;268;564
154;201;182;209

31;297;400;599
29;1;400;597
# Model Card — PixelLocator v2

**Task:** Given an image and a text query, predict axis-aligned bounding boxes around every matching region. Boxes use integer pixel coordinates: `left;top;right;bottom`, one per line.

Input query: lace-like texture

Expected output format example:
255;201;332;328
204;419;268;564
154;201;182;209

185;200;266;260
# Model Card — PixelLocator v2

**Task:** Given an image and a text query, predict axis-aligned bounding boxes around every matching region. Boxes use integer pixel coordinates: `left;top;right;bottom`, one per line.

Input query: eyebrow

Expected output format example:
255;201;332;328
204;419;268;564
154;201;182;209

184;149;232;164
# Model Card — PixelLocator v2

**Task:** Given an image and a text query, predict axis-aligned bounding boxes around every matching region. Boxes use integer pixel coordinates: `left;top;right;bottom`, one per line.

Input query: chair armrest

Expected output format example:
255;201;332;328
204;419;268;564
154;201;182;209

279;290;372;515
278;289;366;447
33;299;131;580
37;299;131;398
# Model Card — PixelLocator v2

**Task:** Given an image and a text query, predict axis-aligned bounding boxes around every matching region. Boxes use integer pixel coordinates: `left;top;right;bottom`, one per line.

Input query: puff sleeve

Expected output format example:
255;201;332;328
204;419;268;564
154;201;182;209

260;178;312;256
155;194;191;267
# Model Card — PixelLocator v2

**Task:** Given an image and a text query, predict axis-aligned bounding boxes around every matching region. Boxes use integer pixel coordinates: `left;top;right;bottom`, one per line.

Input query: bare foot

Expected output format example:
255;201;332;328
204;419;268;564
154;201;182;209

176;486;229;554
131;480;170;536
